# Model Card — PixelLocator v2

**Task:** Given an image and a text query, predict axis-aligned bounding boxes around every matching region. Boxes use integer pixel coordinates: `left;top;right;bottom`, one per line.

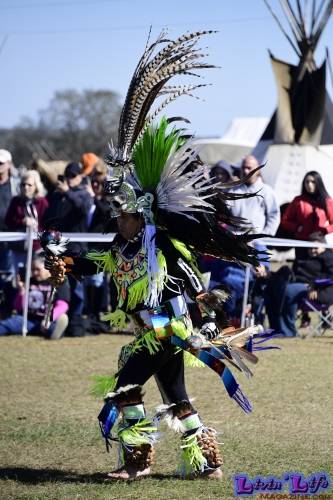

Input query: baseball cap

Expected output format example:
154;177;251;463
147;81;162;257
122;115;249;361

0;149;12;164
64;162;82;178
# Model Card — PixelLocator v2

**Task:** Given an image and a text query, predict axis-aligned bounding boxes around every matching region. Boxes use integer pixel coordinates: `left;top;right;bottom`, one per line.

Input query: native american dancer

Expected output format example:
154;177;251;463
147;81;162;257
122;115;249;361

46;30;277;480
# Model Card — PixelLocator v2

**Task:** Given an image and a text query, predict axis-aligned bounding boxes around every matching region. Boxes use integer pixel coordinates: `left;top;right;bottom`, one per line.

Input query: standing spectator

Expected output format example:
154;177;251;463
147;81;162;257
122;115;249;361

84;168;112;328
0;253;70;339
0;149;20;226
280;171;333;241
211;155;279;324
210;160;234;184
0;149;20;277
44;162;93;317
5;170;49;268
228;155;280;235
265;232;333;337
80;152;100;178
44;162;93;255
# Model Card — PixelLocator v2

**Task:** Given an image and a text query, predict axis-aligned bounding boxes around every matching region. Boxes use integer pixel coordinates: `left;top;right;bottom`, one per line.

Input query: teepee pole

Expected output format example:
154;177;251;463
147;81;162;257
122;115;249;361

281;0;305;39
263;0;302;56
295;0;308;35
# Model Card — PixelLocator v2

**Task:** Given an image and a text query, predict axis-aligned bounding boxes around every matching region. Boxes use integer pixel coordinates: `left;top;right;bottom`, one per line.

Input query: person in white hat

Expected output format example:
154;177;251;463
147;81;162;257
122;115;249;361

0;149;20;280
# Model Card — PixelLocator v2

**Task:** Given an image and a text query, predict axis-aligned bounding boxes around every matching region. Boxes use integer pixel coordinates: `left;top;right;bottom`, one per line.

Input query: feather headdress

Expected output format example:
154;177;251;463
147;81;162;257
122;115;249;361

103;29;263;306
105;29;217;170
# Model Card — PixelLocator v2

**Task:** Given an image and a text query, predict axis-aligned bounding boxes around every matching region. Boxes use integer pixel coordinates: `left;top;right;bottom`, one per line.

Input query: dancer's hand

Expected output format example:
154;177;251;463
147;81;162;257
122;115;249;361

45;255;66;287
200;321;219;340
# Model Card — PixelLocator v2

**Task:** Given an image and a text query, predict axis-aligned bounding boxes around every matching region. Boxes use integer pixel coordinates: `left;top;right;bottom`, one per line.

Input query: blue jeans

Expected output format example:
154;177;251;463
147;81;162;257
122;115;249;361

0;246;15;276
67;274;85;317
0;314;56;337
220;265;254;317
267;282;308;337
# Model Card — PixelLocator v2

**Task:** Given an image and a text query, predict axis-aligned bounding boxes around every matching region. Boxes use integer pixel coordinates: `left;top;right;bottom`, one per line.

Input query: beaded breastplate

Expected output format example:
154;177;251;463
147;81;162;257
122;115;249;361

113;245;148;309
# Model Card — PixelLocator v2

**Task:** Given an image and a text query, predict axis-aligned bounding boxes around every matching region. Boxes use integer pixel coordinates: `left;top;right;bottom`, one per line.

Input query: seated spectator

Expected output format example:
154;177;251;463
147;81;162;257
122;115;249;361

265;232;333;337
5;170;49;268
0;253;70;339
199;244;268;324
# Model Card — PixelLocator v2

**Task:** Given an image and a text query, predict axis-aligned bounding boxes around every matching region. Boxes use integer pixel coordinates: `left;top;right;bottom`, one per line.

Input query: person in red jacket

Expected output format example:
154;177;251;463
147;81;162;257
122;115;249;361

280;170;333;326
281;171;333;241
5;170;49;268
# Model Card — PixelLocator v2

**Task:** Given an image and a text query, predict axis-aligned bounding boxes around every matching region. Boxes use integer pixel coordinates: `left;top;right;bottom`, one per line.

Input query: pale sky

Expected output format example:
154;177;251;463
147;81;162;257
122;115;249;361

1;0;333;137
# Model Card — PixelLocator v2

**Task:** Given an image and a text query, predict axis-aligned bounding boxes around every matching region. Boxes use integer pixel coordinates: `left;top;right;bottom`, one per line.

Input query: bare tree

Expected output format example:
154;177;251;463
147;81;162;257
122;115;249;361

0;89;122;165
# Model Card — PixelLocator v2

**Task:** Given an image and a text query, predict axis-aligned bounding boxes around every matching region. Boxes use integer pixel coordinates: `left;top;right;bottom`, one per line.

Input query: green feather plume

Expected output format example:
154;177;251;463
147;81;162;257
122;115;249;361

132;117;184;190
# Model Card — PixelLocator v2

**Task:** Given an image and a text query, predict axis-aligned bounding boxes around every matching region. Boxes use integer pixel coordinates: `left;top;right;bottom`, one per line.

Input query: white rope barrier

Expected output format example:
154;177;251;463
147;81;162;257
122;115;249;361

0;230;332;336
256;237;333;249
0;232;116;243
1;232;332;247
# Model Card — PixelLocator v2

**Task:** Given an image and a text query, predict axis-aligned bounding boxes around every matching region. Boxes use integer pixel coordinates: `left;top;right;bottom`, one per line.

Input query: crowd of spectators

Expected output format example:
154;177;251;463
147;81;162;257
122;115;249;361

1;147;333;339
0;148;114;338
202;156;333;336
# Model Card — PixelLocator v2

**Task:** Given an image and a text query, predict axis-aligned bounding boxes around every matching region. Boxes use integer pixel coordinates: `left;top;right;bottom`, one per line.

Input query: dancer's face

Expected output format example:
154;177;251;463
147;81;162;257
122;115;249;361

117;212;144;241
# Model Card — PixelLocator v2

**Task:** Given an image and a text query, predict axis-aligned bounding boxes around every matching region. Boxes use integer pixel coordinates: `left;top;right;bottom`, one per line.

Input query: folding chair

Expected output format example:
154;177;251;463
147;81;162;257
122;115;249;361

300;278;333;337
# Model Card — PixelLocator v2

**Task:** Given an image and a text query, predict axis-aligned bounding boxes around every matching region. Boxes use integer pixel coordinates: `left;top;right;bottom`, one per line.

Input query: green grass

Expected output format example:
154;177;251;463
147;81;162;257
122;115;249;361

0;333;332;499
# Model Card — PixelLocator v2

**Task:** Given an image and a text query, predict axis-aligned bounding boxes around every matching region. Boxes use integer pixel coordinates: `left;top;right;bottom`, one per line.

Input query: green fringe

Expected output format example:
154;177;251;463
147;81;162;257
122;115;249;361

126;276;149;311
125;250;167;310
183;350;205;368
171;319;189;340
170;238;193;262
132;329;162;355
118;419;157;446
86;250;116;274
88;247;168;313
171;319;205;369
90;374;118;398
180;433;207;475
102;309;127;329
170;237;201;276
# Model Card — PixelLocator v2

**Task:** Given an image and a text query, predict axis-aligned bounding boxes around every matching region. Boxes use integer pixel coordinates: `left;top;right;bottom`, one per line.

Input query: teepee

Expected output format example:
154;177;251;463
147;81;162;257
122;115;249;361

253;0;333;205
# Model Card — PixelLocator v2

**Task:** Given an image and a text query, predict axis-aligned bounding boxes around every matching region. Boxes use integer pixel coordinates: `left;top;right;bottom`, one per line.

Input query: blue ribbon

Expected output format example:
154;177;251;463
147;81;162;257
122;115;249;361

171;335;252;413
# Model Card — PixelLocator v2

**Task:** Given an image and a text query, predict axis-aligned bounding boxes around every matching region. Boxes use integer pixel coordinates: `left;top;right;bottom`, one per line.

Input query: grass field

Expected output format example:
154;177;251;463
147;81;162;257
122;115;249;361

0;332;332;499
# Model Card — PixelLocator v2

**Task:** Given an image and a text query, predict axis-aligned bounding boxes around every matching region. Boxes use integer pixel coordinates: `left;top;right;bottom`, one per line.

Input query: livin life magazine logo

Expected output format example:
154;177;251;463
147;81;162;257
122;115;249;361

233;472;331;498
